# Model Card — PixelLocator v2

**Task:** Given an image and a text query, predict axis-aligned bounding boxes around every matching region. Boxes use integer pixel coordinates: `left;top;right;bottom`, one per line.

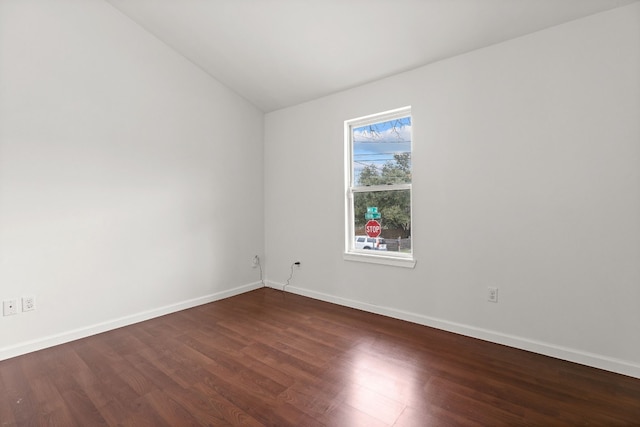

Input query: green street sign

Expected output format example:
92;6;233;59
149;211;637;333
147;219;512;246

365;207;381;220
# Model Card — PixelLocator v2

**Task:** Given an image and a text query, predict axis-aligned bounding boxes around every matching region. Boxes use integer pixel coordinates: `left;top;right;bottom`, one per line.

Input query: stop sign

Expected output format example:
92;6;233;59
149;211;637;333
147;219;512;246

365;220;381;238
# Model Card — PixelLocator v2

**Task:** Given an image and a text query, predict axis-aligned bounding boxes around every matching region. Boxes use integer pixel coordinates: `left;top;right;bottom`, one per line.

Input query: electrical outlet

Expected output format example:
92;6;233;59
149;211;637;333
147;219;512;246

252;255;260;268
3;299;18;316
488;287;498;303
22;296;36;312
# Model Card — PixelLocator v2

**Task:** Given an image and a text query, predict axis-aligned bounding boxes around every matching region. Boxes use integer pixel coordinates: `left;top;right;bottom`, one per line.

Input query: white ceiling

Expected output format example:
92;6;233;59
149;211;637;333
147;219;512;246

105;0;638;112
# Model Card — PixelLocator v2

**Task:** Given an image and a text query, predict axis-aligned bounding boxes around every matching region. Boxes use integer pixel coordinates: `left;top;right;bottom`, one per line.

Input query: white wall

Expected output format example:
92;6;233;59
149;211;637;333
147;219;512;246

0;0;264;359
264;4;640;378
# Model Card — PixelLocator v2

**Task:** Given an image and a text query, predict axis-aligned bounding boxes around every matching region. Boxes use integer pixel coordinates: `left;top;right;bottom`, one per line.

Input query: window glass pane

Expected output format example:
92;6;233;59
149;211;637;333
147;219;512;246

346;107;414;265
353;117;411;186
353;189;411;253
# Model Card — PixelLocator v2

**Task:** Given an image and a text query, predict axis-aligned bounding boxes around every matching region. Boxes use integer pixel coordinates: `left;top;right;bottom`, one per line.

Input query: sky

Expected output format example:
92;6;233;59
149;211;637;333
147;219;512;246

352;117;411;184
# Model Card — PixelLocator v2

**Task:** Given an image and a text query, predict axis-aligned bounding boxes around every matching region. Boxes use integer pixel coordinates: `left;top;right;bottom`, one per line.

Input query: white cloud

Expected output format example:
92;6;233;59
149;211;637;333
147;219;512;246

353;126;411;144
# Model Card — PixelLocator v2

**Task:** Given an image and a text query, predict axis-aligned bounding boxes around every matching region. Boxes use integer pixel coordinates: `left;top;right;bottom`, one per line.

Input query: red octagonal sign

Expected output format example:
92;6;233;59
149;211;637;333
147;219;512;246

365;220;381;238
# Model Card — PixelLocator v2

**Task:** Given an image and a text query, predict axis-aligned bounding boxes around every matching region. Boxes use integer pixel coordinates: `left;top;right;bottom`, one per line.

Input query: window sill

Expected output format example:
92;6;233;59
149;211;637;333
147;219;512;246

343;252;416;269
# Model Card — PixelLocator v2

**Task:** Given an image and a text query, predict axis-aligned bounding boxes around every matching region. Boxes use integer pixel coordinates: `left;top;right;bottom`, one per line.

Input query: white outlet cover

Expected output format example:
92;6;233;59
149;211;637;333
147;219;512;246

22;296;36;312
488;287;498;303
3;300;18;316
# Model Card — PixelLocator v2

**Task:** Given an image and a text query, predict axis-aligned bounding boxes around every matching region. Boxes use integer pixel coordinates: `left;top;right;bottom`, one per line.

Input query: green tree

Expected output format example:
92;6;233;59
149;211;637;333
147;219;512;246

355;153;411;237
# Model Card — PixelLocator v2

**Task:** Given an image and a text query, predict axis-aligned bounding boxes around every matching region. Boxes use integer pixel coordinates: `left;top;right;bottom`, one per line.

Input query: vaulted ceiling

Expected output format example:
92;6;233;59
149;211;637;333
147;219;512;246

106;0;638;112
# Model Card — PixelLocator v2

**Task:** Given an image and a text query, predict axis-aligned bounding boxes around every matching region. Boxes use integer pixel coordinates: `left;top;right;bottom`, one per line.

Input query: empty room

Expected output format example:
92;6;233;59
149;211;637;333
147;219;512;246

1;0;639;425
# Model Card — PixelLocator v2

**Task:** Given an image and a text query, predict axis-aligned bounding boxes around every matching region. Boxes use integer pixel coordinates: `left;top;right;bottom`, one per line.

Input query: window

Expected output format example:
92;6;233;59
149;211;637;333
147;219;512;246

344;107;415;268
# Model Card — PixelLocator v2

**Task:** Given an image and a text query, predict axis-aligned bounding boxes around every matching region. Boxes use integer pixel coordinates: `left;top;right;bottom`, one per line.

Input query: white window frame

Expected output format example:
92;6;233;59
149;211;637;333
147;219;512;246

344;106;416;268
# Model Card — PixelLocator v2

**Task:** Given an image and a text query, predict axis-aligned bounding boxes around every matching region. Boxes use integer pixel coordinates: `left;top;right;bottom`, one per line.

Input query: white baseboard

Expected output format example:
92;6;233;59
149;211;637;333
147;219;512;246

276;284;640;379
0;281;263;362
6;281;638;380
265;279;287;291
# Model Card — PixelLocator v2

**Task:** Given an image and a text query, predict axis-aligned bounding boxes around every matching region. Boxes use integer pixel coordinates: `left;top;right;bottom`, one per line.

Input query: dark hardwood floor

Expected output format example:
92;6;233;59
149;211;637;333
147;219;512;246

1;288;639;426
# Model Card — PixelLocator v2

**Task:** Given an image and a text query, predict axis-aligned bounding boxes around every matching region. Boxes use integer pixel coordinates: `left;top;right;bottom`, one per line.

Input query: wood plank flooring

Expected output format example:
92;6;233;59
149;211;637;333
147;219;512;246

1;287;639;426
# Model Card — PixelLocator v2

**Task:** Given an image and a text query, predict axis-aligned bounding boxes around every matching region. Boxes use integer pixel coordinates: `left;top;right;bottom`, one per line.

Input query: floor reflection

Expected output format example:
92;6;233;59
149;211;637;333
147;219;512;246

338;337;427;425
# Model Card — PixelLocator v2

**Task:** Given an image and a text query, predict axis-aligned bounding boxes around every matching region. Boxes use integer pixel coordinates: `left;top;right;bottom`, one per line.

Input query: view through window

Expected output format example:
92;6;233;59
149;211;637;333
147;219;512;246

345;107;413;265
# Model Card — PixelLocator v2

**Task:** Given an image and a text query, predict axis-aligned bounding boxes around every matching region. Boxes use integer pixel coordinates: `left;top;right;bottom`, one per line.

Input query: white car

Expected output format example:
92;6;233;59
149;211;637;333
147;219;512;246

354;236;387;251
